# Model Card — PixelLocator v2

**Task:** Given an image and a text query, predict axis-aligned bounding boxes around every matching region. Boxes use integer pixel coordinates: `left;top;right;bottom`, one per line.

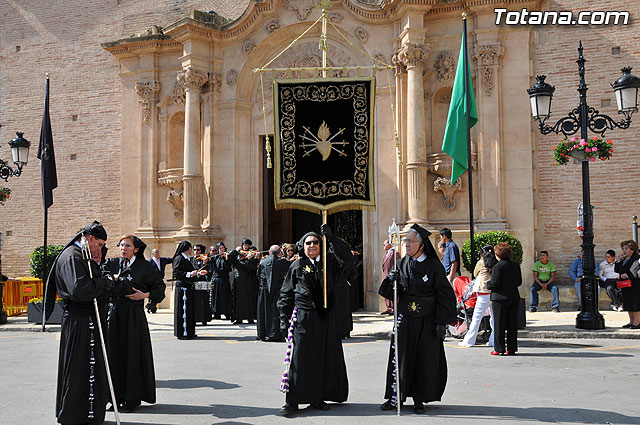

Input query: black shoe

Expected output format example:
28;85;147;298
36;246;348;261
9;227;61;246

529;307;537;313
233;320;243;325
247;319;255;324
213;314;221;320
121;400;141;413
552;307;560;313
622;323;633;328
414;401;425;414
311;401;330;411
631;324;640;329
279;403;298;417
380;400;395;411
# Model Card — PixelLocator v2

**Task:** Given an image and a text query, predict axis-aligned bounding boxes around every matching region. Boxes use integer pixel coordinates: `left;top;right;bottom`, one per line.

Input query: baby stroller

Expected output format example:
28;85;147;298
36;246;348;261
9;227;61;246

447;276;492;342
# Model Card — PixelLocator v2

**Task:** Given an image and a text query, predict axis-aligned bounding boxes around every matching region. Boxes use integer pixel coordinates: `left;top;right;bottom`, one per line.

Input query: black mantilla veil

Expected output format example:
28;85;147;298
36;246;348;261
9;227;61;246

43;221;108;326
216;241;226;250
132;235;147;259
409;223;437;260
241;238;253;247
173;240;191;259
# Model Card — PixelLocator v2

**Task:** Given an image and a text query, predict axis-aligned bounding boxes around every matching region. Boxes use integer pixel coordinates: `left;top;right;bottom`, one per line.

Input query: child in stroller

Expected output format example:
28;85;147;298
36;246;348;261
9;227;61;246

448;275;492;344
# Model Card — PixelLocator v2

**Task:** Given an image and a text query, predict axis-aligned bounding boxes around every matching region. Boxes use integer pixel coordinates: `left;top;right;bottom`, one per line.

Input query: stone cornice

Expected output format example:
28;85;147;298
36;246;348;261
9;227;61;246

102;36;182;57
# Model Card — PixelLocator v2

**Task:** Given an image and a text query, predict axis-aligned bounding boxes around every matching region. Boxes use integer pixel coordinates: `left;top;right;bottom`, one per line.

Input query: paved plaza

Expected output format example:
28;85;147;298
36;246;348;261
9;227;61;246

1;310;639;424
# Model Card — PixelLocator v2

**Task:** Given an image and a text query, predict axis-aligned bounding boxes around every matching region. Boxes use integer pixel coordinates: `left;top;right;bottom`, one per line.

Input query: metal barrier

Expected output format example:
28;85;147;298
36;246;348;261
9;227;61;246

2;277;43;316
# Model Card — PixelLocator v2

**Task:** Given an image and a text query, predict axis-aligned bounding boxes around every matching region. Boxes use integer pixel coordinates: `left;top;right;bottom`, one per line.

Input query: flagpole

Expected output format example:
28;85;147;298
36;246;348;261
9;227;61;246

41;75;50;330
462;13;476;275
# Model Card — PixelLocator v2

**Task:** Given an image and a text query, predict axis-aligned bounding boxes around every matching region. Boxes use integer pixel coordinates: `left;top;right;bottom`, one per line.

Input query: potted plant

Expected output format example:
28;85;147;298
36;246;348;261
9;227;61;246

0;187;10;206
553;137;614;165
27;296;64;324
461;231;523;273
30;245;64;280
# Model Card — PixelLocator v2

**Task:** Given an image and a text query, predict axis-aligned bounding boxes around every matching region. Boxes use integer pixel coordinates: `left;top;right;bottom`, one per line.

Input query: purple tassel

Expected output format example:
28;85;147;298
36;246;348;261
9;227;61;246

279;307;298;393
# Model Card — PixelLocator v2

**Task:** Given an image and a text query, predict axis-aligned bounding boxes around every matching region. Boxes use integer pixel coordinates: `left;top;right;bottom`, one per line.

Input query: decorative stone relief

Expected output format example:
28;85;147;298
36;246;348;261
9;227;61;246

135;81;160;124
266;19;280;33
171;84;185;105
328;10;343;24
433;86;452;104
177;68;208;90
242;39;256;54
284;0;315;21
226;69;238;86
158;168;184;220
473;43;504;96
354;26;369;44
373;53;387;65
394;43;429;69
203;72;222;93
435;51;455;81
434;176;462;210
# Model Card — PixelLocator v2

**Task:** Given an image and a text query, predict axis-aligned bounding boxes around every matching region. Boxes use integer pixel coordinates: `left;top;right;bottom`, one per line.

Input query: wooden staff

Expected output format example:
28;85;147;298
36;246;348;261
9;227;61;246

322;209;328;308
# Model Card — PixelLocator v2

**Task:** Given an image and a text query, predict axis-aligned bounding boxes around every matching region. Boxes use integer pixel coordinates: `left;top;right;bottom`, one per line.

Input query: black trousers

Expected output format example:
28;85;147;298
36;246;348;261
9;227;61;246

599;279;623;307
491;298;519;353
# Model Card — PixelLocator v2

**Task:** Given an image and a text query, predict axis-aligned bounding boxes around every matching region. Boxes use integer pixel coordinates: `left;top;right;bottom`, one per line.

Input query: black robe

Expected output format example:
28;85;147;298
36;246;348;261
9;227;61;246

51;243;111;424
277;237;353;405
257;254;290;340
173;255;198;338
227;251;259;321
379;255;456;404
191;256;213;324
102;256;165;405
210;254;232;317
334;260;354;337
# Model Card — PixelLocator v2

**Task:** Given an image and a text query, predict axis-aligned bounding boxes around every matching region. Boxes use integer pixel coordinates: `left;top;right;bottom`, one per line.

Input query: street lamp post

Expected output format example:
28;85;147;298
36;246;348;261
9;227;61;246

0;130;30;324
527;41;640;330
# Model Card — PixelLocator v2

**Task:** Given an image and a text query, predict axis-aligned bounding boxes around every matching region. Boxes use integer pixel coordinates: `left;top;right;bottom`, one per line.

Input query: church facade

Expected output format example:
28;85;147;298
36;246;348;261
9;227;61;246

1;0;638;311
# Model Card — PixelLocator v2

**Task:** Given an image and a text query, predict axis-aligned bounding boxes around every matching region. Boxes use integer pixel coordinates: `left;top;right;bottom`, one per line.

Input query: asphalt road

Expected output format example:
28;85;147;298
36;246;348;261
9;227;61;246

1;327;639;425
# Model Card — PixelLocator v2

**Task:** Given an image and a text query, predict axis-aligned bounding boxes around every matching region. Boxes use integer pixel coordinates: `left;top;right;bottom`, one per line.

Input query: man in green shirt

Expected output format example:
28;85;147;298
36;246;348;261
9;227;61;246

529;250;560;312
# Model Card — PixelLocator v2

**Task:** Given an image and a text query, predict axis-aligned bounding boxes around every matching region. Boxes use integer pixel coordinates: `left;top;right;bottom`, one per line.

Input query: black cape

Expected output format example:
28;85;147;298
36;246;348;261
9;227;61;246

257;254;290;340
191;256;213;324
379;254;456;404
210;254;232;317
102;256;165;405
52;243;112;424
277;235;353;404
227;251;259;321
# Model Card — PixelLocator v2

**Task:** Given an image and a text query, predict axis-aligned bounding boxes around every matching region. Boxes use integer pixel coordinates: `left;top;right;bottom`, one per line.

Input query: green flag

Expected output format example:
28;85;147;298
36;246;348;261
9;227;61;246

442;35;478;184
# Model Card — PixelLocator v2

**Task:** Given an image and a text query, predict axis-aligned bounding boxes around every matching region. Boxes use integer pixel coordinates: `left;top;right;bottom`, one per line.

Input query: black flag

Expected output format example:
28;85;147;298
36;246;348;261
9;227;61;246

37;77;57;210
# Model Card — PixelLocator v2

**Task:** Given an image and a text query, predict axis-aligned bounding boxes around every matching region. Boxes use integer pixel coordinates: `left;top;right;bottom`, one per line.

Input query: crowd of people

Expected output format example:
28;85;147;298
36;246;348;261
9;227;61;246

41;219;640;424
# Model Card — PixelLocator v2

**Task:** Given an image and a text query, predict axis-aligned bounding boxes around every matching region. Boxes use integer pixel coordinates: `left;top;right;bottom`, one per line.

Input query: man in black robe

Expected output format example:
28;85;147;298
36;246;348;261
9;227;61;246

227;238;259;324
378;223;456;414
210;241;233;320
102;235;165;413
277;224;353;417
191;243;212;325
257;245;290;341
43;221;112;424
173;241;207;339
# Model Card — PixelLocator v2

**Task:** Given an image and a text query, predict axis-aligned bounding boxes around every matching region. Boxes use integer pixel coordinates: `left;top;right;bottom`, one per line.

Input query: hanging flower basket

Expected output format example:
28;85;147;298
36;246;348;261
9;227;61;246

0;187;11;206
553;137;613;165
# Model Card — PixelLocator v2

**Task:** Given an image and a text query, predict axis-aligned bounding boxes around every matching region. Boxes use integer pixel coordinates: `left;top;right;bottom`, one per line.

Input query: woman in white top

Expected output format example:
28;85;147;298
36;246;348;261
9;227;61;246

458;245;496;347
598;249;623;311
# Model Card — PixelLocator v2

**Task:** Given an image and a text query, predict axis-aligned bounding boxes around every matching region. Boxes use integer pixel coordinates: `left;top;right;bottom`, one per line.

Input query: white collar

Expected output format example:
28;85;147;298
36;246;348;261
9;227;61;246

181;252;190;260
123;256;136;266
413;253;427;263
309;255;321;263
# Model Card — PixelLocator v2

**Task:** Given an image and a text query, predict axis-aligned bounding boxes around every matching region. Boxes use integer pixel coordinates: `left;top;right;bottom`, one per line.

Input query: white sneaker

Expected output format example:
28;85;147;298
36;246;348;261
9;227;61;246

617;306;625;312
611;304;617;311
458;342;472;348
485;341;493;347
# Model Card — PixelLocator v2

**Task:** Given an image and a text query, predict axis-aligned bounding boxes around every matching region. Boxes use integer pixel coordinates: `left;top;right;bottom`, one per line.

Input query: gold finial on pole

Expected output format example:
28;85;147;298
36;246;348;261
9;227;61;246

320;8;328;78
462;12;467;19
45;73;50;79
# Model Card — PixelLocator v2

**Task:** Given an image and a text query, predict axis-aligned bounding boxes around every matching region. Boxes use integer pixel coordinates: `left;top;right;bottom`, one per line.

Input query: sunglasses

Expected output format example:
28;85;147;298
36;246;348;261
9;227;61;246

305;240;320;246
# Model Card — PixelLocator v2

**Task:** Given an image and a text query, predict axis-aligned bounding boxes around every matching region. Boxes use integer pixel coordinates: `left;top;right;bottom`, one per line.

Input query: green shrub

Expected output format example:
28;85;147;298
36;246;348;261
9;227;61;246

461;231;523;273
30;245;65;280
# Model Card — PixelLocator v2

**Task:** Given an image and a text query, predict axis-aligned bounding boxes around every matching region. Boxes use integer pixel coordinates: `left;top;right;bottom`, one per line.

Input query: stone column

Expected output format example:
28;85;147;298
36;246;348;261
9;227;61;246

395;43;429;223
177;68;208;234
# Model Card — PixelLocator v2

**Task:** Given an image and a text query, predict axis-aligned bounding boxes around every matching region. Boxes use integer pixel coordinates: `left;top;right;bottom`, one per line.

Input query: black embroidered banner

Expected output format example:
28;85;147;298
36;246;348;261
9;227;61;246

273;77;376;213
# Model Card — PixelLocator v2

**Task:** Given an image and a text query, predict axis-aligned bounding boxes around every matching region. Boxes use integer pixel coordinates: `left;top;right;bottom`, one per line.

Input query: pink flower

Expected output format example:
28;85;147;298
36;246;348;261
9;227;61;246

570;138;577;142
591;147;597;152
585;147;591;152
589;157;595;162
573;145;579;150
580;140;587;146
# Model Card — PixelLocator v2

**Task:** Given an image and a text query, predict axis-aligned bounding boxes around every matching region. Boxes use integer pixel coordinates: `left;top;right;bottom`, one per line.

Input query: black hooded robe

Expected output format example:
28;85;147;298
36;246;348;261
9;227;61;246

227;251;259;321
102;256;165;406
210;254;233;318
51;243;111;424
334;260;354;338
379;255;456;404
277;233;353;405
257;254;290;340
191;256;213;325
173;250;198;339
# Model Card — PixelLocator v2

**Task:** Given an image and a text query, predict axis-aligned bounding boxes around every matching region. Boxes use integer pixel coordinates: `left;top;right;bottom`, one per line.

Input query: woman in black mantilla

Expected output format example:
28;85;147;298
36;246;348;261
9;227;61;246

210;242;233;320
227;238;259;324
101;235;165;412
172;241;208;339
276;224;353;417
378;223;456;414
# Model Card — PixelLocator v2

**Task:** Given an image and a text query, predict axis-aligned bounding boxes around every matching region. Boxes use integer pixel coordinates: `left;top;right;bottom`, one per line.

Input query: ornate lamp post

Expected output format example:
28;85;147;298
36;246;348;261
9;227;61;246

527;41;640;330
0;131;30;182
0;130;30;324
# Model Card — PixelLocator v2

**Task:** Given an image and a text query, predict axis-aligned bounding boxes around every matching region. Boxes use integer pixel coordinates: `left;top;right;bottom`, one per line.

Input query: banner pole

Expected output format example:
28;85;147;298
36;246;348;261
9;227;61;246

320;7;328;78
462;12;476;275
322;209;328;308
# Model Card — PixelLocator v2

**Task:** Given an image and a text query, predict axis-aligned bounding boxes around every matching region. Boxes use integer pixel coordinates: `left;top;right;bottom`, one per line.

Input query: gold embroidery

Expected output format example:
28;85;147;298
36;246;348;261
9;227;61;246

299;121;348;161
408;301;421;313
